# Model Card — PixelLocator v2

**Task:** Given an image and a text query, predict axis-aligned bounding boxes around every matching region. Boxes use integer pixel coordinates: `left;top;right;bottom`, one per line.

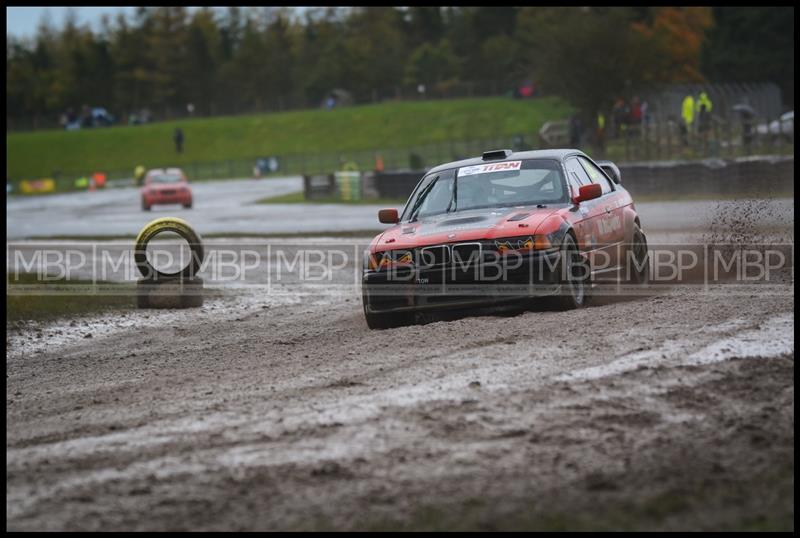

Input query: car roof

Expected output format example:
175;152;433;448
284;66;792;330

425;149;586;175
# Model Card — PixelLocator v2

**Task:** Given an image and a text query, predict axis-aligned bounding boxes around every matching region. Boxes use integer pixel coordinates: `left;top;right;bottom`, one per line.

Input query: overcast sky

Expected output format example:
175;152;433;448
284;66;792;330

6;6;314;38
8;7;136;37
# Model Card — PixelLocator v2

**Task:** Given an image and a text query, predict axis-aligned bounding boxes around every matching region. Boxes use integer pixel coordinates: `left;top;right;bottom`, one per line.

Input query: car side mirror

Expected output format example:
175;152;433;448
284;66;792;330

378;208;399;224
574;183;602;204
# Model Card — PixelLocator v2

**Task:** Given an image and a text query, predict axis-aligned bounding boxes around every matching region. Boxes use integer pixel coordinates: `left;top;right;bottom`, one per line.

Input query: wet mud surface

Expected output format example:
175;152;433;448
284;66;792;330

6;196;795;530
6;281;794;530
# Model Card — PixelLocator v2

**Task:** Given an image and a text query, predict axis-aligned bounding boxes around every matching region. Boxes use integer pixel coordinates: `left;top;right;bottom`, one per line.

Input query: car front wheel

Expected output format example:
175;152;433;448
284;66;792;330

628;224;650;285
362;286;412;330
552;234;589;310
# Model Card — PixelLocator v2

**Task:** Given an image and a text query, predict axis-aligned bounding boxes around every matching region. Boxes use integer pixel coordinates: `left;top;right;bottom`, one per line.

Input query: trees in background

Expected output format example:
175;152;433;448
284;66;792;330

701;7;794;107
5;6;794;130
517;7;714;129
519;8;665;125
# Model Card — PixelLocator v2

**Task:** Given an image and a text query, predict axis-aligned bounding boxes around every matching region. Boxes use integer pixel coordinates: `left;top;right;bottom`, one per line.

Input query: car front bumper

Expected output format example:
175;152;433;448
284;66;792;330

145;192;192;205
363;249;562;314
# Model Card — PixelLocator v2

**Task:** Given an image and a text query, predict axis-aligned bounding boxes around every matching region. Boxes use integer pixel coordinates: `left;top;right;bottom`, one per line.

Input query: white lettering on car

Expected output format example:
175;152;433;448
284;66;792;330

458;161;522;177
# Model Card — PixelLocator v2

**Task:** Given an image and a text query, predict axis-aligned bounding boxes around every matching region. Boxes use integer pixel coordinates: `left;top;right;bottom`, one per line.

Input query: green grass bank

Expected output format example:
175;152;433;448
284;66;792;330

7;96;571;180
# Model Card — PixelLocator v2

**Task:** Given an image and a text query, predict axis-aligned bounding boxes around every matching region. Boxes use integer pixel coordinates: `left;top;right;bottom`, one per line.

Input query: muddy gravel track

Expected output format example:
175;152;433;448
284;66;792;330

6;277;794;530
6;195;795;530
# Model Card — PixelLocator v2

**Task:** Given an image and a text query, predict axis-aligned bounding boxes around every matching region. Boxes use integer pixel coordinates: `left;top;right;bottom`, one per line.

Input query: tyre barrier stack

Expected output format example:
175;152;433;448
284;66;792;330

134;217;205;309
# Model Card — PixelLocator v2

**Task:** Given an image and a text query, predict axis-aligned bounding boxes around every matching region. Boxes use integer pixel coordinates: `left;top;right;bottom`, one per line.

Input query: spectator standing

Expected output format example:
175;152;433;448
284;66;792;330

630;96;643;125
134;165;146;186
596;111;606;156
641;100;651;126
612;98;627;138
174;127;184;154
681;94;695;146
696;91;713;117
697;103;710;152
697;102;710;133
569;114;583;147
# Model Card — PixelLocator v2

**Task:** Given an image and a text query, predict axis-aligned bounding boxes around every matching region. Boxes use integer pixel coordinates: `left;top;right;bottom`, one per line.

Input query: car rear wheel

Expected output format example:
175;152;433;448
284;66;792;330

552;234;589;310
142;200;151;211
183;201;193;209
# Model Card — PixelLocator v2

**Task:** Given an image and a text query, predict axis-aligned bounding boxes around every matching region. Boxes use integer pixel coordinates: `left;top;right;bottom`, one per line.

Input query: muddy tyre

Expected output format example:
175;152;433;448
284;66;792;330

364;311;412;330
362;287;411;329
628;224;650;285
134;217;204;280
551;234;590;311
137;276;204;309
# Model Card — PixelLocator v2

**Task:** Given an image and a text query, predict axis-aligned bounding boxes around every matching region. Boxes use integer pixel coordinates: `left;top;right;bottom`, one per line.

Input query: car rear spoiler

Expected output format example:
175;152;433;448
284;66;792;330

595;160;622;184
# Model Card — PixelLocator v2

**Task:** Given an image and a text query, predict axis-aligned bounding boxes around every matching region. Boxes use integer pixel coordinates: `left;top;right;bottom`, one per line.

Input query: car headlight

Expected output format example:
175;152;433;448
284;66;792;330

494;235;552;253
368;249;414;271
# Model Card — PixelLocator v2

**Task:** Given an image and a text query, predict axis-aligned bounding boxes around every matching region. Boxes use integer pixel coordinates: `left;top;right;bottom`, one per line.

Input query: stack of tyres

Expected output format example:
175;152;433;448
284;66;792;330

334;170;361;201
136;277;204;309
134;217;205;309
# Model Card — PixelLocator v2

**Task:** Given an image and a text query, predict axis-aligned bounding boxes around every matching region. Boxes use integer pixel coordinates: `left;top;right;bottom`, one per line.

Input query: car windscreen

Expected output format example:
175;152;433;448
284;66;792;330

148;173;183;184
402;159;567;221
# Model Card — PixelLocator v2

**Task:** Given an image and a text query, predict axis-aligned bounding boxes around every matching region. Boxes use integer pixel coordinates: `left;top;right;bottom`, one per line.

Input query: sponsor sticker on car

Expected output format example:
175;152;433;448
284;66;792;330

458;160;522;177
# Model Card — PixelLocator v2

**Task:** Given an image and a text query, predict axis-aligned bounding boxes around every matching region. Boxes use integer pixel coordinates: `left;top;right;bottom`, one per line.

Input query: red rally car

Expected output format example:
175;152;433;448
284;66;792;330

362;149;649;329
141;168;193;211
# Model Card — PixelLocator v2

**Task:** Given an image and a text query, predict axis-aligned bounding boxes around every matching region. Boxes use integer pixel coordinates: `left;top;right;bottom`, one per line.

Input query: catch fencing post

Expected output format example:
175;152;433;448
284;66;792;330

624;130;630;161
726;120;733;159
655;121;661;160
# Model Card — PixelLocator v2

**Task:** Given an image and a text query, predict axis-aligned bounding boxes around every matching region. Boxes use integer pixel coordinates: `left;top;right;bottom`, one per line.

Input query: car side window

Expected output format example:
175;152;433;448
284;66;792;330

564;158;590;198
578;156;614;195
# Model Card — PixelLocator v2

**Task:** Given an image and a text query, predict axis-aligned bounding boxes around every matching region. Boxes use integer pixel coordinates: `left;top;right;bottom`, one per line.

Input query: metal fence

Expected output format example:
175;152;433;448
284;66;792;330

644;82;784;124
327;155;794;201
594;112;793;163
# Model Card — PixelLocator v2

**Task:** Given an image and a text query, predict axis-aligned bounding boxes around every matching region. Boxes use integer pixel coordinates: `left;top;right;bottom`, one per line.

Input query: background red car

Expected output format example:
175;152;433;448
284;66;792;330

141;168;193;211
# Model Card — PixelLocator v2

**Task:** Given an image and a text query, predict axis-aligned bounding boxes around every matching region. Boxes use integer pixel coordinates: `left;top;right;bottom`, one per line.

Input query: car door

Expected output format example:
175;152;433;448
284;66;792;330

563;157;608;273
578;156;626;274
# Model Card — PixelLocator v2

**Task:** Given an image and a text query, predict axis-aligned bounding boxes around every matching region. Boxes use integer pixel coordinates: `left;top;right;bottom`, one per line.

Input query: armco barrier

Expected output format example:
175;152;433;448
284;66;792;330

372;170;425;199
303;174;336;200
618;155;793;197
370;156;794;201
